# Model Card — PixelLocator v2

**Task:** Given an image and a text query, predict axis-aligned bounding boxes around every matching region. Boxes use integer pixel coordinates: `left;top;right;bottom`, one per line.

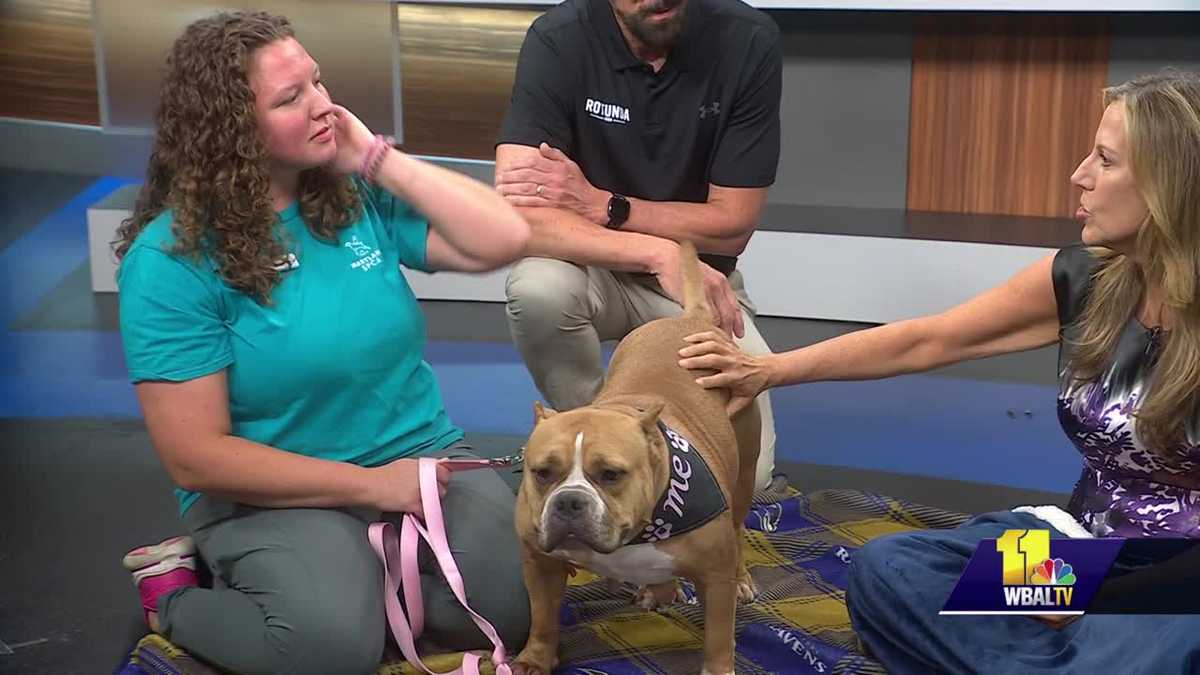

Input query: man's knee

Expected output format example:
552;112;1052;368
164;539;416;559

505;257;589;328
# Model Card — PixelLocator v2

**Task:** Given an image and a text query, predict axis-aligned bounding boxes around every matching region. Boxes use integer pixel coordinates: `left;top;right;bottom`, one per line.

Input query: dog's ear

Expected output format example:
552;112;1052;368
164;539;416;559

533;401;558;424
635;399;665;431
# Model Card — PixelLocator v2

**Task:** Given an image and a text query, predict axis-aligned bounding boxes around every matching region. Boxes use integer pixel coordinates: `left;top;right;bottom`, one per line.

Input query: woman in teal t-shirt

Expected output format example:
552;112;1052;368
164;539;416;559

115;11;531;674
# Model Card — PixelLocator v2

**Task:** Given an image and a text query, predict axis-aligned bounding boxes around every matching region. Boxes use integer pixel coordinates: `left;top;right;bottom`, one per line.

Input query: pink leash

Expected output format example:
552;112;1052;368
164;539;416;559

368;455;521;675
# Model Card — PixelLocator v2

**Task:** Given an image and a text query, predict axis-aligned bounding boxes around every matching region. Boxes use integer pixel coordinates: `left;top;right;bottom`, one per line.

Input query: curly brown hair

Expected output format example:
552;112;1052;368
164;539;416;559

113;11;359;303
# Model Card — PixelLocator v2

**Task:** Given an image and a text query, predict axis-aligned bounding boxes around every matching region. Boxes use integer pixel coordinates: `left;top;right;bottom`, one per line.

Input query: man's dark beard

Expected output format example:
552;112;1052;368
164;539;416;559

617;2;686;51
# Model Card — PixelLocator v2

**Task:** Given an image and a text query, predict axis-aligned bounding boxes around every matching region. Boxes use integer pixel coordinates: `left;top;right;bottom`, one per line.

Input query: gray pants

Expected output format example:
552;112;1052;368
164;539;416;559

505;257;777;490
159;444;529;675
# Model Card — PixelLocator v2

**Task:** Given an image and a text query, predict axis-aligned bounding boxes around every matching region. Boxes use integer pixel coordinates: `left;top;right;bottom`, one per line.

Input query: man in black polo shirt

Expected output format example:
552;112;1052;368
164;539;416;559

495;0;780;489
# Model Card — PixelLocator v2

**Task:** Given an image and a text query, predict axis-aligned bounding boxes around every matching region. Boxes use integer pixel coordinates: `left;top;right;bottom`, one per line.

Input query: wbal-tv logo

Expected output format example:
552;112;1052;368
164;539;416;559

940;528;1123;616
996;529;1077;609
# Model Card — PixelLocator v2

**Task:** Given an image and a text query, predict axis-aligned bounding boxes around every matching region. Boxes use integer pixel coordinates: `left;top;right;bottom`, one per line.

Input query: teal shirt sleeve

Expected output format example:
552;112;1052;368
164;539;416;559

118;246;234;383
358;178;431;272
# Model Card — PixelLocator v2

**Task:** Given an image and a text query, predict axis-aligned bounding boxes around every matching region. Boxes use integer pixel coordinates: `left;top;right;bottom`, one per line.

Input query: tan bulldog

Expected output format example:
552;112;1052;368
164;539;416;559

512;242;761;675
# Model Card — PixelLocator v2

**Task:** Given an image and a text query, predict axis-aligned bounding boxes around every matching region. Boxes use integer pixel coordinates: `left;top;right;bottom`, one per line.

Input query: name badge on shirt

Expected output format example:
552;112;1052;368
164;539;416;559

270;253;300;272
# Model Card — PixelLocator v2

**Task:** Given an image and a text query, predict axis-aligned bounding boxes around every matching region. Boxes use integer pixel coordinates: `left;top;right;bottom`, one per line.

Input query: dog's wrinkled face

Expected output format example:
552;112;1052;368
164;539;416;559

522;401;668;554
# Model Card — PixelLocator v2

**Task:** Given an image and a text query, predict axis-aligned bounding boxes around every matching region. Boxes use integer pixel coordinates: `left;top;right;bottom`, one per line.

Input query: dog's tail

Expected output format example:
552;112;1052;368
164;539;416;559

679;240;710;323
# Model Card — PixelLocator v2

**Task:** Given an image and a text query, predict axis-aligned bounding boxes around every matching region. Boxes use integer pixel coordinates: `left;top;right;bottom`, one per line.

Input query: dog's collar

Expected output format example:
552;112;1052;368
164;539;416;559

638;421;727;544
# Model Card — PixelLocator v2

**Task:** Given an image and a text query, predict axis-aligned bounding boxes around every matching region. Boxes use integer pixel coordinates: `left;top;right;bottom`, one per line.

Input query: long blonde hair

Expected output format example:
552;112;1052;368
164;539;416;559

1068;70;1200;456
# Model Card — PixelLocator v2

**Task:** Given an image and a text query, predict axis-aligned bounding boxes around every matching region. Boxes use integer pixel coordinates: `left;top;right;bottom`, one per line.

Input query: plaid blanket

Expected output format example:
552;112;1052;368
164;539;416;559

119;488;969;675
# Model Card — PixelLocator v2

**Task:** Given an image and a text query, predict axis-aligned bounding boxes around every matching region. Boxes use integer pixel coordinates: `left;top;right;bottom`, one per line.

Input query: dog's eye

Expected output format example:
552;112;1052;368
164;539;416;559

599;468;625;483
532;467;552;482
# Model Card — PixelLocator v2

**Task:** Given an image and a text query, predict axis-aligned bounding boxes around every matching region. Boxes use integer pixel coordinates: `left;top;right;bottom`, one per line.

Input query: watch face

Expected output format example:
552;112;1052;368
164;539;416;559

608;195;630;227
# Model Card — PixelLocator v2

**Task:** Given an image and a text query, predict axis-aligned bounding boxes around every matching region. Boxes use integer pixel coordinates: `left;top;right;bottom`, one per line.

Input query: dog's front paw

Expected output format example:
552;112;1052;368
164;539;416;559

634;580;684;611
736;567;758;603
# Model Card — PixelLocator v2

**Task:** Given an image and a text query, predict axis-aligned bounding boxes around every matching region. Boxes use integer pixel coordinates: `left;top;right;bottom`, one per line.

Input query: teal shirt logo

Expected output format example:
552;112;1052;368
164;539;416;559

346;235;383;272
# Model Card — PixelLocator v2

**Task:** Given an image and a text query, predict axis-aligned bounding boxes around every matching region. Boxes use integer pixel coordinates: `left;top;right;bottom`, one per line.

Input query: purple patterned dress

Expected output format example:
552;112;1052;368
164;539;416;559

1054;245;1200;538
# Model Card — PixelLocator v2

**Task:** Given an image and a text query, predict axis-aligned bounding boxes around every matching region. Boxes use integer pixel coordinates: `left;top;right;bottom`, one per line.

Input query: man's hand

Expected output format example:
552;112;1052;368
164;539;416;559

495;143;609;224
652;242;745;339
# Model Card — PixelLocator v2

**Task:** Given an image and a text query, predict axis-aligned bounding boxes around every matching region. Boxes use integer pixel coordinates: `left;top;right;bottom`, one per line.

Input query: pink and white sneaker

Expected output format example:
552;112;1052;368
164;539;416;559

123;536;200;627
123;535;195;570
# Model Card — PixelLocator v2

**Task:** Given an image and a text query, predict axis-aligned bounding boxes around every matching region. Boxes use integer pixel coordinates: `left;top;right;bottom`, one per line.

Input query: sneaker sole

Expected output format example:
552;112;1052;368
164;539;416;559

131;555;198;587
123;536;196;571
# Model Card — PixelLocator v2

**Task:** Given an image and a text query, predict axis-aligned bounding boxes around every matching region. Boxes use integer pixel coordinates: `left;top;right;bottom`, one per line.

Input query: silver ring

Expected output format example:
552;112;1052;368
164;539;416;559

536;184;544;196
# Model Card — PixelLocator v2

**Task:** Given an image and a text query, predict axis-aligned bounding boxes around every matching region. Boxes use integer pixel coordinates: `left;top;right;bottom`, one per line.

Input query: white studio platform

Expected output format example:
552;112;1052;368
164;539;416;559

88;183;1066;324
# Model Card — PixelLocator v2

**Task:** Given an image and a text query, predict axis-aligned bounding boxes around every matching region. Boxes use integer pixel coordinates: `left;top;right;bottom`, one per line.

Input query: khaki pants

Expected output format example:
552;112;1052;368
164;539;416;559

505;256;777;490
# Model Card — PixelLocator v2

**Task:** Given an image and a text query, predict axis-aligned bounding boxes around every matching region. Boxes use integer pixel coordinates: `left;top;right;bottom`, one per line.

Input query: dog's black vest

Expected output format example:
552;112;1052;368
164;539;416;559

638;421;728;543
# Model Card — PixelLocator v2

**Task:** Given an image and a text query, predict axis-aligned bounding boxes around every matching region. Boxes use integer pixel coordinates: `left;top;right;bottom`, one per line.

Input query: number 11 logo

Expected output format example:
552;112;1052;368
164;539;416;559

996;529;1050;585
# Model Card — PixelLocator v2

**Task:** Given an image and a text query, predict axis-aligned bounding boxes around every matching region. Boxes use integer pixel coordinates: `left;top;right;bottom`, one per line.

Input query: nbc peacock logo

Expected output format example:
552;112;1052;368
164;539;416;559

1031;557;1077;586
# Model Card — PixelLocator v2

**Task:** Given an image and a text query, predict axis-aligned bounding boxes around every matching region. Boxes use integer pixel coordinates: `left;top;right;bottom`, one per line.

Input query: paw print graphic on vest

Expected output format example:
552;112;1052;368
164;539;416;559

642;518;674;543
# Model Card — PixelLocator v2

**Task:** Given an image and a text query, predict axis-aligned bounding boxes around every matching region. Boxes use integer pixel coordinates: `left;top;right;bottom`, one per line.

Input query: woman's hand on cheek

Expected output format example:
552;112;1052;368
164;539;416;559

329;104;377;175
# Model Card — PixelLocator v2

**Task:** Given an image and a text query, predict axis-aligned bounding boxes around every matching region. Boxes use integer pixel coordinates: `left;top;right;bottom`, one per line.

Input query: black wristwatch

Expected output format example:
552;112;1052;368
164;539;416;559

605;193;630;230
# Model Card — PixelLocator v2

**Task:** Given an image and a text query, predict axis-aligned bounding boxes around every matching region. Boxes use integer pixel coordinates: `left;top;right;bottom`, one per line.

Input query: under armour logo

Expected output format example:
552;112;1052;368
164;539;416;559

699;101;720;119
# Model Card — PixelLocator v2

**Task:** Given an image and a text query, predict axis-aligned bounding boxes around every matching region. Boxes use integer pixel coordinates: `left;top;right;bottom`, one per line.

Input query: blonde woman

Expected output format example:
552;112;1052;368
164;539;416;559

680;70;1200;672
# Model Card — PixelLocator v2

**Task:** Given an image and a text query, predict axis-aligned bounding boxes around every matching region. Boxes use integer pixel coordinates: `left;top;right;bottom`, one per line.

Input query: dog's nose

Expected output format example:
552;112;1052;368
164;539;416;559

553;491;588;517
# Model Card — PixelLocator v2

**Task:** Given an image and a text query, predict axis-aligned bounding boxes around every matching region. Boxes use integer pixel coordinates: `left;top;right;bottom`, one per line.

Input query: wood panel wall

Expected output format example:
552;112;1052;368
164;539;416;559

2;2;1117;222
394;4;539;160
907;14;1110;218
0;0;99;126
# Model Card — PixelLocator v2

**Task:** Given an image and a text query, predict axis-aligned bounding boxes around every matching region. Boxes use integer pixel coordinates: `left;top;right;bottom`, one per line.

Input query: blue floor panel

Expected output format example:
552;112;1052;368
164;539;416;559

767;376;1078;493
0;177;134;326
0;330;129;377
